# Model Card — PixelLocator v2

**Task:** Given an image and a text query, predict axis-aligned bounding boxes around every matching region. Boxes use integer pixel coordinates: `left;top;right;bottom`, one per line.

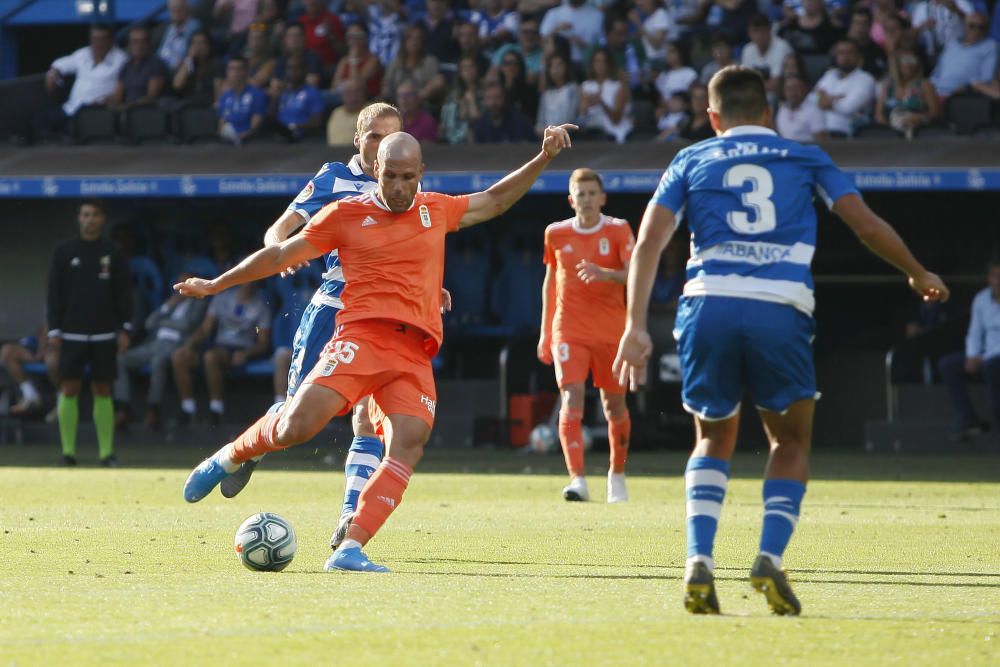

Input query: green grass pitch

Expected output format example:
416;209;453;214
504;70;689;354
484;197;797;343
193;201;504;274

1;447;998;666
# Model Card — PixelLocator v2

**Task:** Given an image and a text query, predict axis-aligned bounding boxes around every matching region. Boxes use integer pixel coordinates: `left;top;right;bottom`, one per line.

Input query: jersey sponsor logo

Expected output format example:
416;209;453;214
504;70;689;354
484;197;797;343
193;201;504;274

418;204;432;228
332;177;376;195
421;394;436;416
361;215;379;227
294;181;315;204
599;238;610;255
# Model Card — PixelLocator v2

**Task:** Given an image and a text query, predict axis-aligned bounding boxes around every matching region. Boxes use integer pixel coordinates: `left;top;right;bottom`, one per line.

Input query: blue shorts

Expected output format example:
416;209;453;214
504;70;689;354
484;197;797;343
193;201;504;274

674;296;817;420
287;301;339;397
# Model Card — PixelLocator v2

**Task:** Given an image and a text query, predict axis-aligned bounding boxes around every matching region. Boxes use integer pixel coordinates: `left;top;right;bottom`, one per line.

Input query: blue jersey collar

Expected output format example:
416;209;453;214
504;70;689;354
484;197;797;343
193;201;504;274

722;125;777;137
347;155;367;178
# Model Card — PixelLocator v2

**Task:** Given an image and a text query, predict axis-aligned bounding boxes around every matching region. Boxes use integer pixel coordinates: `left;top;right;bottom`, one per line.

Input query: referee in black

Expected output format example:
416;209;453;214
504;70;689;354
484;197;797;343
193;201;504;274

47;200;132;465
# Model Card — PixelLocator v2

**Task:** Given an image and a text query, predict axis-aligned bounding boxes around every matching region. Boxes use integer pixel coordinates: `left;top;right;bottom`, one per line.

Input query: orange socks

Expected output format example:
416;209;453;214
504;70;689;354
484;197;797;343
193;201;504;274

558;407;585;477
352;458;412;539
228;412;283;463
608;414;631;474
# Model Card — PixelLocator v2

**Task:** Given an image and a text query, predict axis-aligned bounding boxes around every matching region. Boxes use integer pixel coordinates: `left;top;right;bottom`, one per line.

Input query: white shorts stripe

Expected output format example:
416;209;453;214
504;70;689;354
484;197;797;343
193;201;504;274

686;499;723;519
685;469;729;490
683;275;815;315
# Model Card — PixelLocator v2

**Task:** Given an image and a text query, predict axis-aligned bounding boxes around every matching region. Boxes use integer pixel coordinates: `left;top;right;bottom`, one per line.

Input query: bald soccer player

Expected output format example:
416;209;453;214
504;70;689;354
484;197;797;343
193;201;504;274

177;126;576;572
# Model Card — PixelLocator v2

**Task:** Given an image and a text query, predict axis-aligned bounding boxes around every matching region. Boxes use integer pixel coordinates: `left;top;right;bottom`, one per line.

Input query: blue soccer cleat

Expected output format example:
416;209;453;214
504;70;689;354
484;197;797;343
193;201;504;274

183;457;230;503
323;547;390;573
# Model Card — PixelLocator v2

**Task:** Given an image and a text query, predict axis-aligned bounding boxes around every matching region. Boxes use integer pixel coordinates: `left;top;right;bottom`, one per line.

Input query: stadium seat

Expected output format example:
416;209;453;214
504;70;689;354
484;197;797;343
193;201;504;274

491;246;545;334
802;54;830;85
632;98;656;133
71;106;117;144
946;93;992;135
175;105;220;144
129;255;164;312
855;124;901;140
123;106;169;144
913;124;955;139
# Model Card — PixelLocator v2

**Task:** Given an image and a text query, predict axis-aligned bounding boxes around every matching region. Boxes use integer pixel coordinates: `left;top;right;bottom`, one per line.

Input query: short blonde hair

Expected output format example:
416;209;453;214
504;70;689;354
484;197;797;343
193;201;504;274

356;102;401;135
569;168;604;192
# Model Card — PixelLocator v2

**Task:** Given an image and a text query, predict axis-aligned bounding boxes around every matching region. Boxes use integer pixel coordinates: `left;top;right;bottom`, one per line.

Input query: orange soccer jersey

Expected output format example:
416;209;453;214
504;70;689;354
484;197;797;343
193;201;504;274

301;191;470;355
544;214;635;345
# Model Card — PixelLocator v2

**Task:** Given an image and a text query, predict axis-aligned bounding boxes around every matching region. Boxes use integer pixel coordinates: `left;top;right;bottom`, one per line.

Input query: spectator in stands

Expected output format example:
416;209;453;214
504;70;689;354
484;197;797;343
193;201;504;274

327;79;364;144
172;30;223;106
368;0;405;68
497;51;540;120
213;0;260;48
890;296;956;384
114;271;208;430
742;14;794;97
381;25;445;104
678;82;714;141
971;64;1000;99
470;0;520;58
37;24;128;140
593;15;646;91
536;52;580;137
812;39;877;136
688;0;757;45
579;47;633;143
439;55;484;144
654;42;698;103
273;23;323;89
456;21;491;75
171;283;271;425
108;26;169;112
911;0;973;60
699;36;735;85
491;17;545;88
0;326;58;416
539;0;605;66
776;74;827;141
396;80;439;142
473;81;534;143
779;0;843;54
48;200;132;466
217;56;268;144
875;48;940;138
252;0;286;50
271;55;325;142
156;0;202;71
629;0;672;69
655;90;690;141
415;0;459;64
332;22;383;101
846;7;888;78
930;12;998;98
991;2;1000;45
938;260;1000;441
782;51;808;82
243;23;276;90
299;0;345;73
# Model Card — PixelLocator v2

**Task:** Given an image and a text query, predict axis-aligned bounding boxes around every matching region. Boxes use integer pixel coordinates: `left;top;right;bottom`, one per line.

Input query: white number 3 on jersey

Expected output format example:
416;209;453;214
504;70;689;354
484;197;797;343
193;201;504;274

724;164;777;234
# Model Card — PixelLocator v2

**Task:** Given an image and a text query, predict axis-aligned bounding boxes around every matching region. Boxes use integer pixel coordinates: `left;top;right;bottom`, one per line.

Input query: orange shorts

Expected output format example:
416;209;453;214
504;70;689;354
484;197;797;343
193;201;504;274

551;339;626;392
303;320;437;430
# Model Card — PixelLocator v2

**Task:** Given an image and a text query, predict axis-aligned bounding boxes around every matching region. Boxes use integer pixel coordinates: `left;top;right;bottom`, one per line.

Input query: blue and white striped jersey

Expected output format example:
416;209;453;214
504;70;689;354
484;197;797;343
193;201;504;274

651;126;857;315
285;155;378;309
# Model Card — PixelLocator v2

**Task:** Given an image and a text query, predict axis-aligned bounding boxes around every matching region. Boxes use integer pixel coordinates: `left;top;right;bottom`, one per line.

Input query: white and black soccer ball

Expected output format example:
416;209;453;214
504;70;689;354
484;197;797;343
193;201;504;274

529;423;558;454
234;512;297;572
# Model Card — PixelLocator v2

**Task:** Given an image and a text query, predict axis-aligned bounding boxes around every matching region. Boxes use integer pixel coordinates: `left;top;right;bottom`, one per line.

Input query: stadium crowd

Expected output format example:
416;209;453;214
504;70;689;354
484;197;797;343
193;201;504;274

23;0;1000;144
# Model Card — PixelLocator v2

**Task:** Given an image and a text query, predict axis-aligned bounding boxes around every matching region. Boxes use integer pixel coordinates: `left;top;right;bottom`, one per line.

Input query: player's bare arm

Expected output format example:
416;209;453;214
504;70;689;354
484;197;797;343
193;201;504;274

460;124;577;228
613;203;676;391
537;264;556;365
263;209;311;277
576;259;630;285
832;194;949;302
175;236;324;298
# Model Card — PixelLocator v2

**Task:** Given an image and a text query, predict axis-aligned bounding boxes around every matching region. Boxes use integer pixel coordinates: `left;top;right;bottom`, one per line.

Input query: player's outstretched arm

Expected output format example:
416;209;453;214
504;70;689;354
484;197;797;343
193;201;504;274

459;124;577;228
264;210;312;277
613;203;676;391
174;237;324;298
833;194;949;302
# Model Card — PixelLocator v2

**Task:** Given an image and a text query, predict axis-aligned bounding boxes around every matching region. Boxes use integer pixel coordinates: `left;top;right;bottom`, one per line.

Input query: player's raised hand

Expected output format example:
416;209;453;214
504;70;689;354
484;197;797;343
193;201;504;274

613;327;653;392
542;124;577;159
174;277;218;299
908;270;949;303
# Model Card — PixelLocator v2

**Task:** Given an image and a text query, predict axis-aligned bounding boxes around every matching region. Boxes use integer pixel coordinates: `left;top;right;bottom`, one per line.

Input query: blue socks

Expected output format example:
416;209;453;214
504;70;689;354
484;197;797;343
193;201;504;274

341;435;385;516
685;456;730;570
759;479;806;568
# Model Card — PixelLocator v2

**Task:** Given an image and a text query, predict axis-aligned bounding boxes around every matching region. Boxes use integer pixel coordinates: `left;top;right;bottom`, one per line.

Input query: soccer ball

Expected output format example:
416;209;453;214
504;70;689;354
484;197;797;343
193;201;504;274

529;423;557;454
234;512;297;572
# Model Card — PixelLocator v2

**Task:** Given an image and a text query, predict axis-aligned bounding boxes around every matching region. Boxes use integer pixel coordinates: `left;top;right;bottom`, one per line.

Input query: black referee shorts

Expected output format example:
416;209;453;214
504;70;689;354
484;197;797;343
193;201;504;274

59;339;117;382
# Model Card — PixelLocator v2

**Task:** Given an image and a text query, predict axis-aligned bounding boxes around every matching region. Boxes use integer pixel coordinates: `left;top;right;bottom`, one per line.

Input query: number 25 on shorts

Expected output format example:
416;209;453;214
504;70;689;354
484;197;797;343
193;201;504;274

318;341;359;376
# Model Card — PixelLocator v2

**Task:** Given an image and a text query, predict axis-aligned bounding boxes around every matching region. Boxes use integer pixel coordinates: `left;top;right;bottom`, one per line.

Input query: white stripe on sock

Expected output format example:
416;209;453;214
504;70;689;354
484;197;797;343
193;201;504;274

686;499;723;519
763;509;799;526
346;475;369;492
346;453;382;469
685;469;728;489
